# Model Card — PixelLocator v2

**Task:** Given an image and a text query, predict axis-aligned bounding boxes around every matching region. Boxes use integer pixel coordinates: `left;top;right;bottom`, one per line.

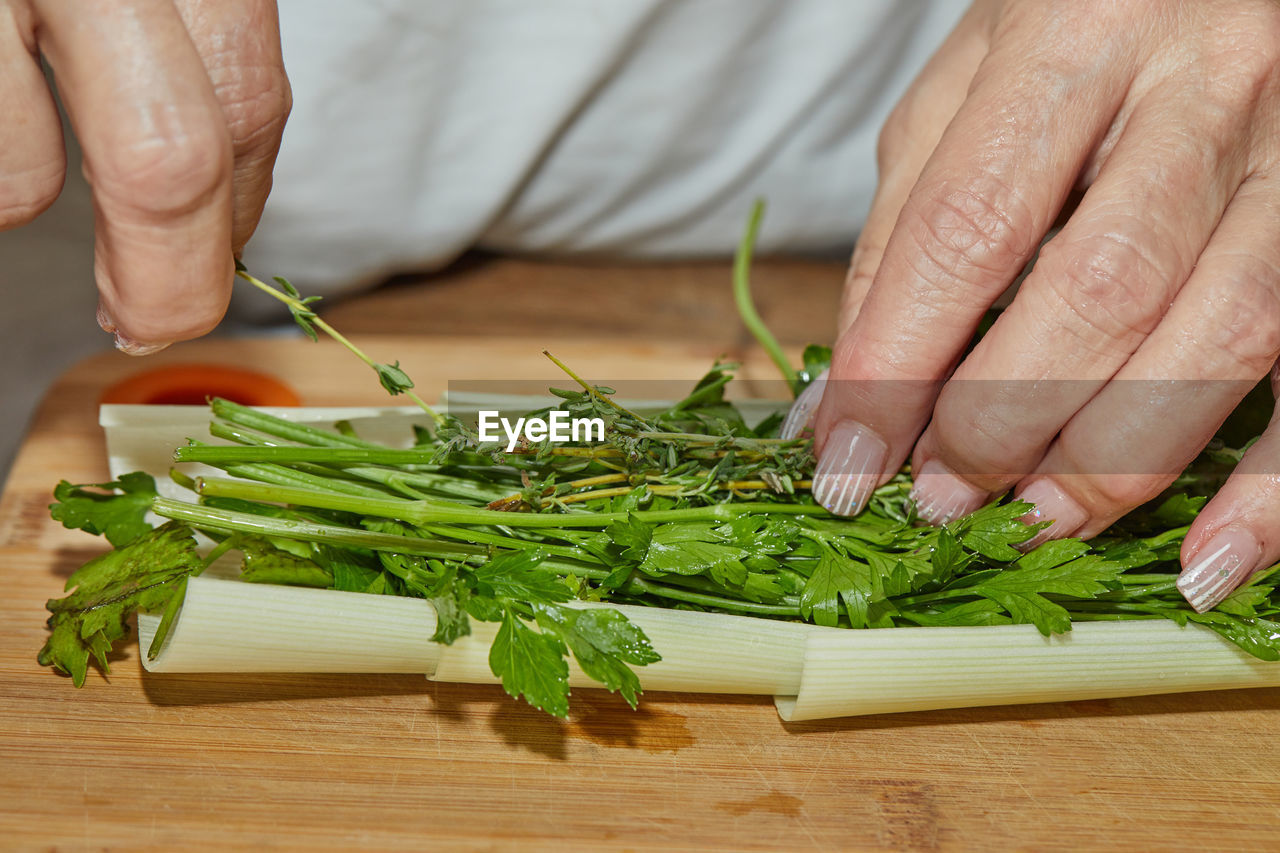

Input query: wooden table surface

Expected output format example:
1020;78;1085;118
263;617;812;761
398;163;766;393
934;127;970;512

4;259;1280;850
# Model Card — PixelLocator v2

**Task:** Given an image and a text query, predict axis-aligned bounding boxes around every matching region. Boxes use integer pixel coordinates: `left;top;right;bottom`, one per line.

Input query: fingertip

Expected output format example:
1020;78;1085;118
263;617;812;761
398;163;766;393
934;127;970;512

1013;478;1088;550
1177;527;1263;613
97;251;232;346
910;458;989;525
811;420;889;517
113;334;171;357
781;369;828;440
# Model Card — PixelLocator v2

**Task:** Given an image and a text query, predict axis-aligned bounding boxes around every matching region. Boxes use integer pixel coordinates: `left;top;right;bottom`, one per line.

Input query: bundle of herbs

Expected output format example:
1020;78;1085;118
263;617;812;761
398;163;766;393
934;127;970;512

39;204;1280;718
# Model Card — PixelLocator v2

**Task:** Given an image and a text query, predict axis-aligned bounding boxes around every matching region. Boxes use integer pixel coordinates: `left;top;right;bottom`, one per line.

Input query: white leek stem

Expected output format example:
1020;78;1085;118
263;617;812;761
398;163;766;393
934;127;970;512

776;620;1280;721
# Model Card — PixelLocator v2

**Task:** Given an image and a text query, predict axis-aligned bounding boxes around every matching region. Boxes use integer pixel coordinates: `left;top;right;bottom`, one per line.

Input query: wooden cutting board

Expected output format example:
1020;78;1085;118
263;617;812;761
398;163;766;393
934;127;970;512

3;333;1280;851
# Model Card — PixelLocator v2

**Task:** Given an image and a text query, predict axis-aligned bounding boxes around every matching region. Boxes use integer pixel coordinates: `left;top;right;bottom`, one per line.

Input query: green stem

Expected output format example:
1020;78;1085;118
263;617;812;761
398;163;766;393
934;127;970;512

177;445;441;466
153;498;488;560
541;350;655;427
194;477;829;528
732;199;799;395
212;398;378;448
1139;525;1191;549
614;580;802;617
1063;612;1162;622
236;270;444;425
146;576;187;660
216;459;395;499
157;499;800;618
632;431;801;447
421;524;592;562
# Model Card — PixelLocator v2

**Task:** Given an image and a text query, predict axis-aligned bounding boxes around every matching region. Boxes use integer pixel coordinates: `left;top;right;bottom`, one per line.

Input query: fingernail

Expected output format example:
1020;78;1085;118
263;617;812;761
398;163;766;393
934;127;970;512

113;332;171;357
910;459;988;525
1015;478;1088;551
781;369;828;440
96;303;117;334
811;420;888;516
1177;528;1262;613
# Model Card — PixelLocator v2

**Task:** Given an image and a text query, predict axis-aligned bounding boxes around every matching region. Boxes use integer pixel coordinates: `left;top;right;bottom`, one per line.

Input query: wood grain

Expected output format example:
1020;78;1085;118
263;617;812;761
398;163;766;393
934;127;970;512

3;284;1280;849
319;253;846;346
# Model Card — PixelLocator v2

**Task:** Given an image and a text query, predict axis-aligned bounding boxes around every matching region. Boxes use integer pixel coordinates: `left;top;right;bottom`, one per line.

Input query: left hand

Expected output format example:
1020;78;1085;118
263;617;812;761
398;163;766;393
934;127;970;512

787;0;1280;612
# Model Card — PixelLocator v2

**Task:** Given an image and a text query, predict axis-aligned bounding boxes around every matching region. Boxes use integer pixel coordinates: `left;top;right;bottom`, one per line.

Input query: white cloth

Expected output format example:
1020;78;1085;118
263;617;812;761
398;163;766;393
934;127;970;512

242;0;967;293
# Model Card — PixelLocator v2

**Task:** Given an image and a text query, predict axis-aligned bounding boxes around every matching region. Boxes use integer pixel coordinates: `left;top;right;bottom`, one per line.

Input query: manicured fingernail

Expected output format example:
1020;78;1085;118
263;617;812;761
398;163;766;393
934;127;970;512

811;420;888;516
1015;478;1088;551
1177;529;1262;613
910;459;988;525
113;332;171;357
97;303;117;334
781;369;828;440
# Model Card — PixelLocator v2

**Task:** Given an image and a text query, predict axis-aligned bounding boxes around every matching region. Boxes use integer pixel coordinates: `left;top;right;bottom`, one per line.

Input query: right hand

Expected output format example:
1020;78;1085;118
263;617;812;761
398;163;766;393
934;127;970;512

2;0;290;352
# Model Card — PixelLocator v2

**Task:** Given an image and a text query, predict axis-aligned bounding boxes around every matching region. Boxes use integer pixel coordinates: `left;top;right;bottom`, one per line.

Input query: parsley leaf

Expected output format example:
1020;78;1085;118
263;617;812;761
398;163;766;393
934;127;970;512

534;604;660;709
1185;611;1280;661
239;539;332;588
39;521;201;685
489;607;570;717
967;552;1125;635
953;500;1040;561
800;546;872;628
470;550;572;604
49;472;157;547
1150;493;1207;527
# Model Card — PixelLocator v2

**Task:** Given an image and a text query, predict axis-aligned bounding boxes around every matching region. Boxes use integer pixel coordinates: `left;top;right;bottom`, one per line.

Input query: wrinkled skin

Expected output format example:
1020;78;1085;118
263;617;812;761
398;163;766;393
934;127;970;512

799;0;1280;611
0;0;290;352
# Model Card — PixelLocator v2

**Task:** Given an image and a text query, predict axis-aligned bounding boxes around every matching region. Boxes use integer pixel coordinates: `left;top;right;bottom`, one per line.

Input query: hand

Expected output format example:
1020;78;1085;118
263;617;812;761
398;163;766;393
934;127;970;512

788;0;1280;612
1;0;290;352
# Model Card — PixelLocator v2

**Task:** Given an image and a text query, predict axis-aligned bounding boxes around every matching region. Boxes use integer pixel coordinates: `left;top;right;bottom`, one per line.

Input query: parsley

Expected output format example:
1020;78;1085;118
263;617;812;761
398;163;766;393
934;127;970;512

39;521;201;685
36;207;1280;715
49;472;157;547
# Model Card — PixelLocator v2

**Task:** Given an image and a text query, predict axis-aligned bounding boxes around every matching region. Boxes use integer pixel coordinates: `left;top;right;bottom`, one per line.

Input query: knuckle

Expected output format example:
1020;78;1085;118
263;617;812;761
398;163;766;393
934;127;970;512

1074;473;1165;513
1034;230;1171;342
903;177;1039;289
94;127;231;217
1194;7;1280;120
932;402;1025;484
217;66;292;153
1215;6;1280;80
1196;255;1280;375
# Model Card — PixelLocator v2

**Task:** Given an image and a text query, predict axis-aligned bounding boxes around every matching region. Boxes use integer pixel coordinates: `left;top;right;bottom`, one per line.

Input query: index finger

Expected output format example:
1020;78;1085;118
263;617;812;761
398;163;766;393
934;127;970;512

34;0;234;350
810;17;1136;515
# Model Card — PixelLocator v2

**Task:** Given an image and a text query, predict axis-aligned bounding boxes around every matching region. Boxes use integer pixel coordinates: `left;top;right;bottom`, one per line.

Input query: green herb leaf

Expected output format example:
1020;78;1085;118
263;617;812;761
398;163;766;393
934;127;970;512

534;604;659;709
967;553;1124;636
470;550;572;604
375;361;415;395
39;521;201;685
273;276;323;341
953;500;1040;561
429;581;472;644
1185;611;1280;661
800;344;831;384
800;547;872;628
49;472;157;547
239;539;332;588
901;599;1012;627
489;607;570;717
1150;493;1207;527
316;546;386;594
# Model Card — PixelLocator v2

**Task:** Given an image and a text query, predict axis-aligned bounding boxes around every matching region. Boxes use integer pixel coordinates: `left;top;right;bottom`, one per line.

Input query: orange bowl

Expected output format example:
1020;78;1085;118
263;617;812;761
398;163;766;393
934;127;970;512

101;364;301;407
